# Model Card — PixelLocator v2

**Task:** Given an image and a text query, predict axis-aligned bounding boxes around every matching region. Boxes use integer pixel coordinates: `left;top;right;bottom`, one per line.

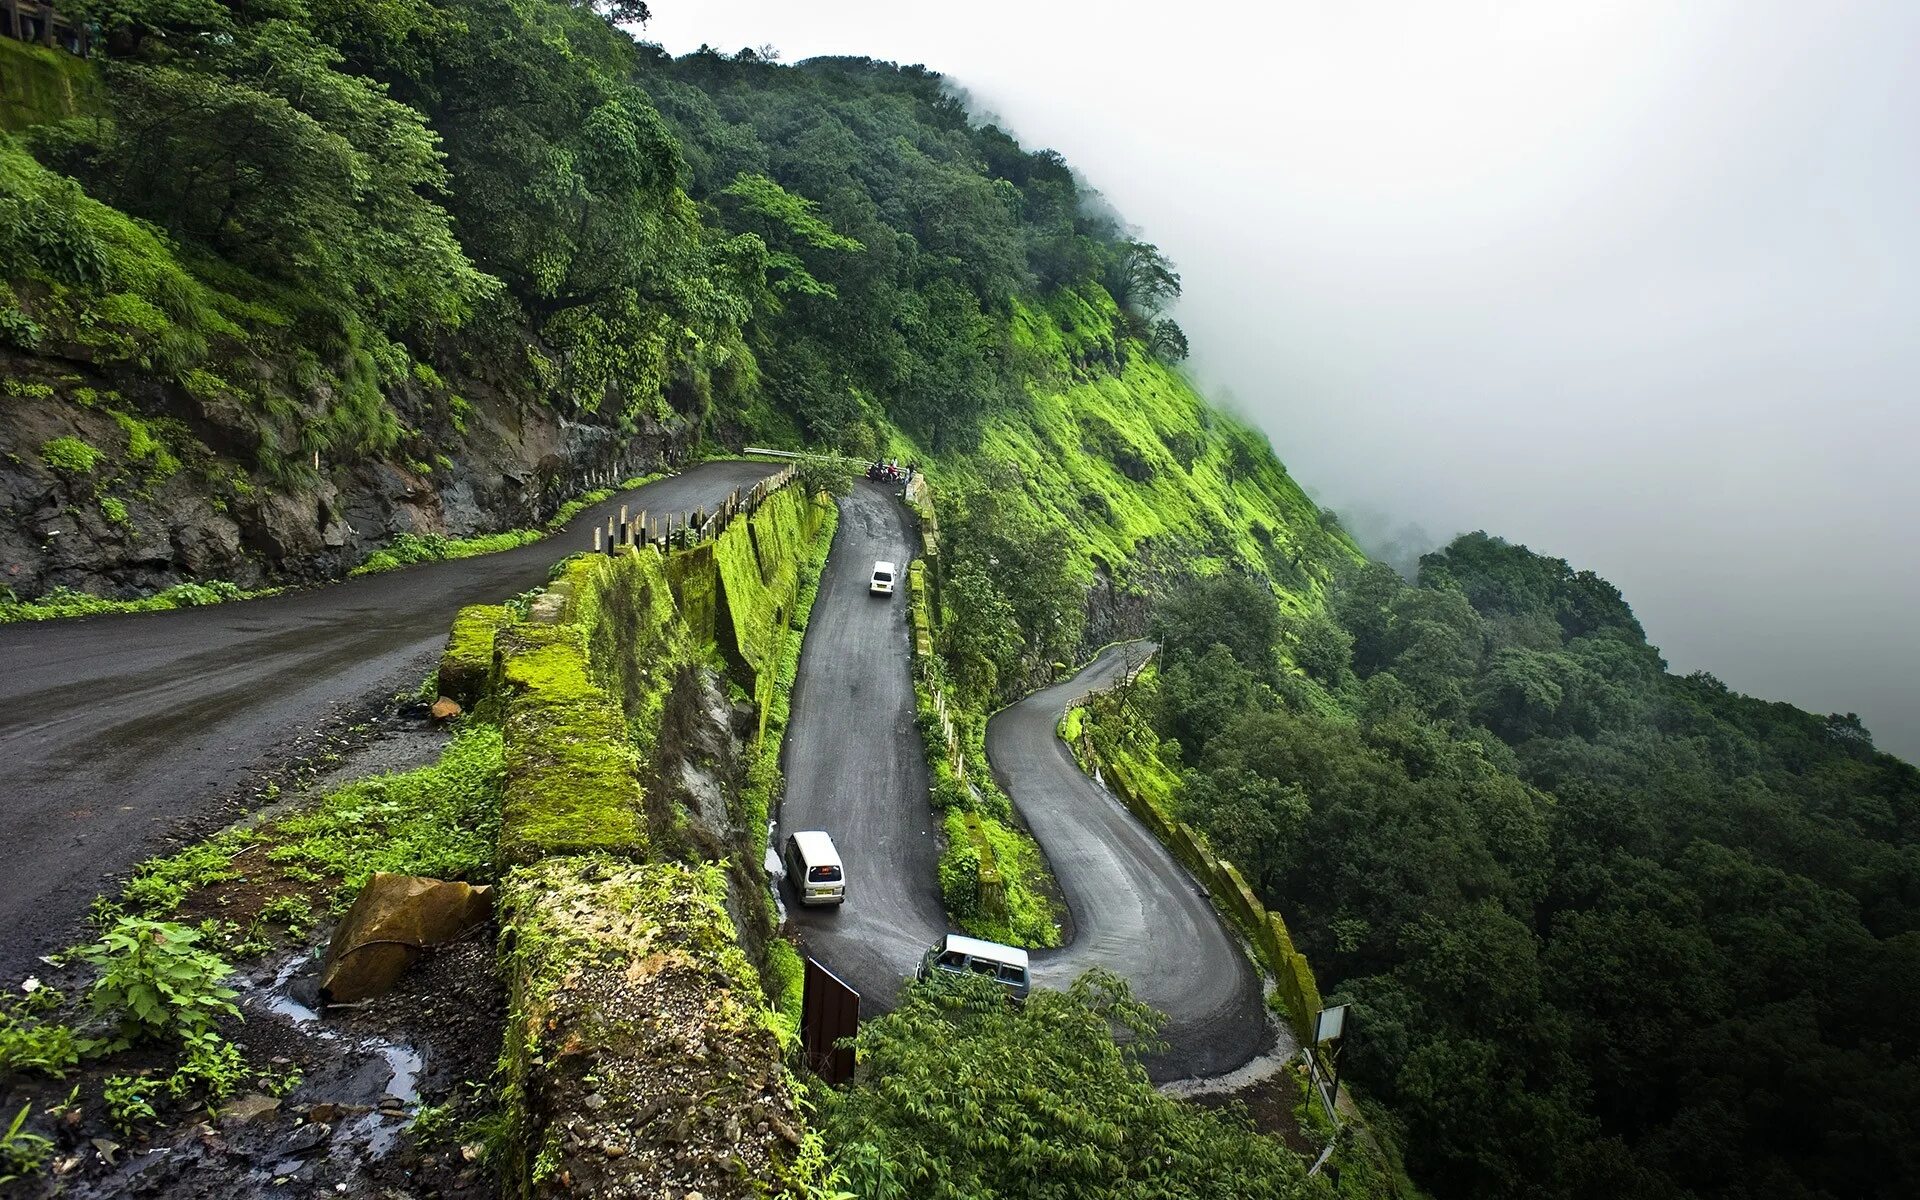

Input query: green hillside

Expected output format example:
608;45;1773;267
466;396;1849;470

0;6;1358;1198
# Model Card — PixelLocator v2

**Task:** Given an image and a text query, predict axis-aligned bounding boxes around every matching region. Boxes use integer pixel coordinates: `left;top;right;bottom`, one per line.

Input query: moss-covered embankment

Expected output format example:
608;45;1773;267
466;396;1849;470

902;481;1064;949
1064;678;1322;1041
438;476;834;1198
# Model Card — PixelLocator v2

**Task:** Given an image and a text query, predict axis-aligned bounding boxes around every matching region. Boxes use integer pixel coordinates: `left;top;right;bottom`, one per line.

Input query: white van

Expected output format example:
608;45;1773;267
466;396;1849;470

916;933;1031;1000
782;830;845;905
870;560;897;596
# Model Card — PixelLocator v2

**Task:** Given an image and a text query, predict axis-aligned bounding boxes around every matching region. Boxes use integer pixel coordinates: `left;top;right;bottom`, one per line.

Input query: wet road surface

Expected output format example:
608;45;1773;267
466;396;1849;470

0;459;775;978
778;484;1277;1080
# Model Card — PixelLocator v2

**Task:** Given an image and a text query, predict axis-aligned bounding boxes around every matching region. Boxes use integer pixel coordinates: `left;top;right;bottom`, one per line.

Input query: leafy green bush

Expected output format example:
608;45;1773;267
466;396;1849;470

822;970;1314;1199
40;435;104;476
166;1030;248;1104
79;917;241;1047
102;1074;157;1135
0;991;82;1078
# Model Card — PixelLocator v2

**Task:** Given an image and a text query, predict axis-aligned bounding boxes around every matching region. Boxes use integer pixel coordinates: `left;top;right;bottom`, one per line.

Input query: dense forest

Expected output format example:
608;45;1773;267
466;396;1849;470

1130;538;1920;1199
2;0;1190;483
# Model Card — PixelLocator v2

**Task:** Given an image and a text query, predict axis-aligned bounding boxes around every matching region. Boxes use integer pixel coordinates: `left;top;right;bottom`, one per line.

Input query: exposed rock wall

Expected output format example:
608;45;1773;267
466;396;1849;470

0;346;694;601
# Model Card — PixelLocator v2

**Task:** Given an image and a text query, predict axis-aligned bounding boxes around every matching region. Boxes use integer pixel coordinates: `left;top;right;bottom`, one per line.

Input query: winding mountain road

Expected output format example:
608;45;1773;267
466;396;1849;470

3;467;1280;1081
779;484;1277;1080
0;459;775;979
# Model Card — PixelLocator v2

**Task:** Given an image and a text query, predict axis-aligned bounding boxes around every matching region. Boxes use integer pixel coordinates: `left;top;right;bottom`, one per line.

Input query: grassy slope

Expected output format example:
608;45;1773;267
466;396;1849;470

934;289;1360;610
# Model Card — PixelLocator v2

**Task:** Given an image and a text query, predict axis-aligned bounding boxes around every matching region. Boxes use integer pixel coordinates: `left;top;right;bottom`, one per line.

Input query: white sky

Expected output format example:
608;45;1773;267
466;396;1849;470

643;1;1920;761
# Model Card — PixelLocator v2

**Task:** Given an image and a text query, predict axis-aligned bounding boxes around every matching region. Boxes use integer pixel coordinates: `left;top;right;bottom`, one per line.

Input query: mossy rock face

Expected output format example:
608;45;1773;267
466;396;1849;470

498;856;800;1200
497;625;647;865
440;604;513;705
0;39;101;131
1280;952;1323;1044
665;542;718;645
712;483;808;714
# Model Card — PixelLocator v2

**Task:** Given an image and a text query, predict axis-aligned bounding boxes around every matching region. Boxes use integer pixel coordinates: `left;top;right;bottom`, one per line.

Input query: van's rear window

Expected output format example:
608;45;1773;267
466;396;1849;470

809;865;842;882
874;572;893;581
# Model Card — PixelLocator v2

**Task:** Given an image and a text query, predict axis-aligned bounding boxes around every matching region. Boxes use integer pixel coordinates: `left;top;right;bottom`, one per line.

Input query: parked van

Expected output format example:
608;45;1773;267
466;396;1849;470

782;830;846;906
916;933;1031;1001
870;560;897;596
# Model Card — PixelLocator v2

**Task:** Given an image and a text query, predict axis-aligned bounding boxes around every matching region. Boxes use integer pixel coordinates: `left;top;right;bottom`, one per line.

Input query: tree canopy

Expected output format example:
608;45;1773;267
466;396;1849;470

1130;534;1920;1200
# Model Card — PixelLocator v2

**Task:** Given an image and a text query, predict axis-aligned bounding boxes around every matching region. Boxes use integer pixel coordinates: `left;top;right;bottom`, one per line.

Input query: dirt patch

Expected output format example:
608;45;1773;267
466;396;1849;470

1188;1067;1323;1159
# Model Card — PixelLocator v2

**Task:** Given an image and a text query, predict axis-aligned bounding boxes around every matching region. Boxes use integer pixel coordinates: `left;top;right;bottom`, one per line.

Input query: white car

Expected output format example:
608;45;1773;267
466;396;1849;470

783;830;845;905
870;560;897;596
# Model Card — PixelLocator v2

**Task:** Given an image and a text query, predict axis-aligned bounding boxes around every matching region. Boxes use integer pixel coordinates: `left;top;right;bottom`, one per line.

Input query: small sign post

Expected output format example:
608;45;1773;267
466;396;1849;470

1312;1003;1351;1111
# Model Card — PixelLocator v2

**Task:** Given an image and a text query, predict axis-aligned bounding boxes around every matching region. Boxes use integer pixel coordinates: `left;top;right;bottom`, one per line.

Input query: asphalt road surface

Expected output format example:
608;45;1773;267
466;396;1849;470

779;485;1276;1081
0;459;775;980
779;482;948;1002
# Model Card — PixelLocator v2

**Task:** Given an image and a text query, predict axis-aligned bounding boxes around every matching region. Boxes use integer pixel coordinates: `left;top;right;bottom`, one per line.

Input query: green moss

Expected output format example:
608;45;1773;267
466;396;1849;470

763;937;806;1048
438;604;514;706
0;38;101;131
98;495;130;528
711;482;820;734
496;625;648;864
496;856;802;1196
40;435;104;476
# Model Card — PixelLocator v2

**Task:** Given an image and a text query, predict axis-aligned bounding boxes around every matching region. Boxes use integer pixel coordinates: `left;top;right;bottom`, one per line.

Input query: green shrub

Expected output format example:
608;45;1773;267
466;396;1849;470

79;917;241;1047
40;435;104;476
0;1104;54;1185
0;992;83;1078
0;294;41;348
166;1030;247;1104
102;1075;157;1135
